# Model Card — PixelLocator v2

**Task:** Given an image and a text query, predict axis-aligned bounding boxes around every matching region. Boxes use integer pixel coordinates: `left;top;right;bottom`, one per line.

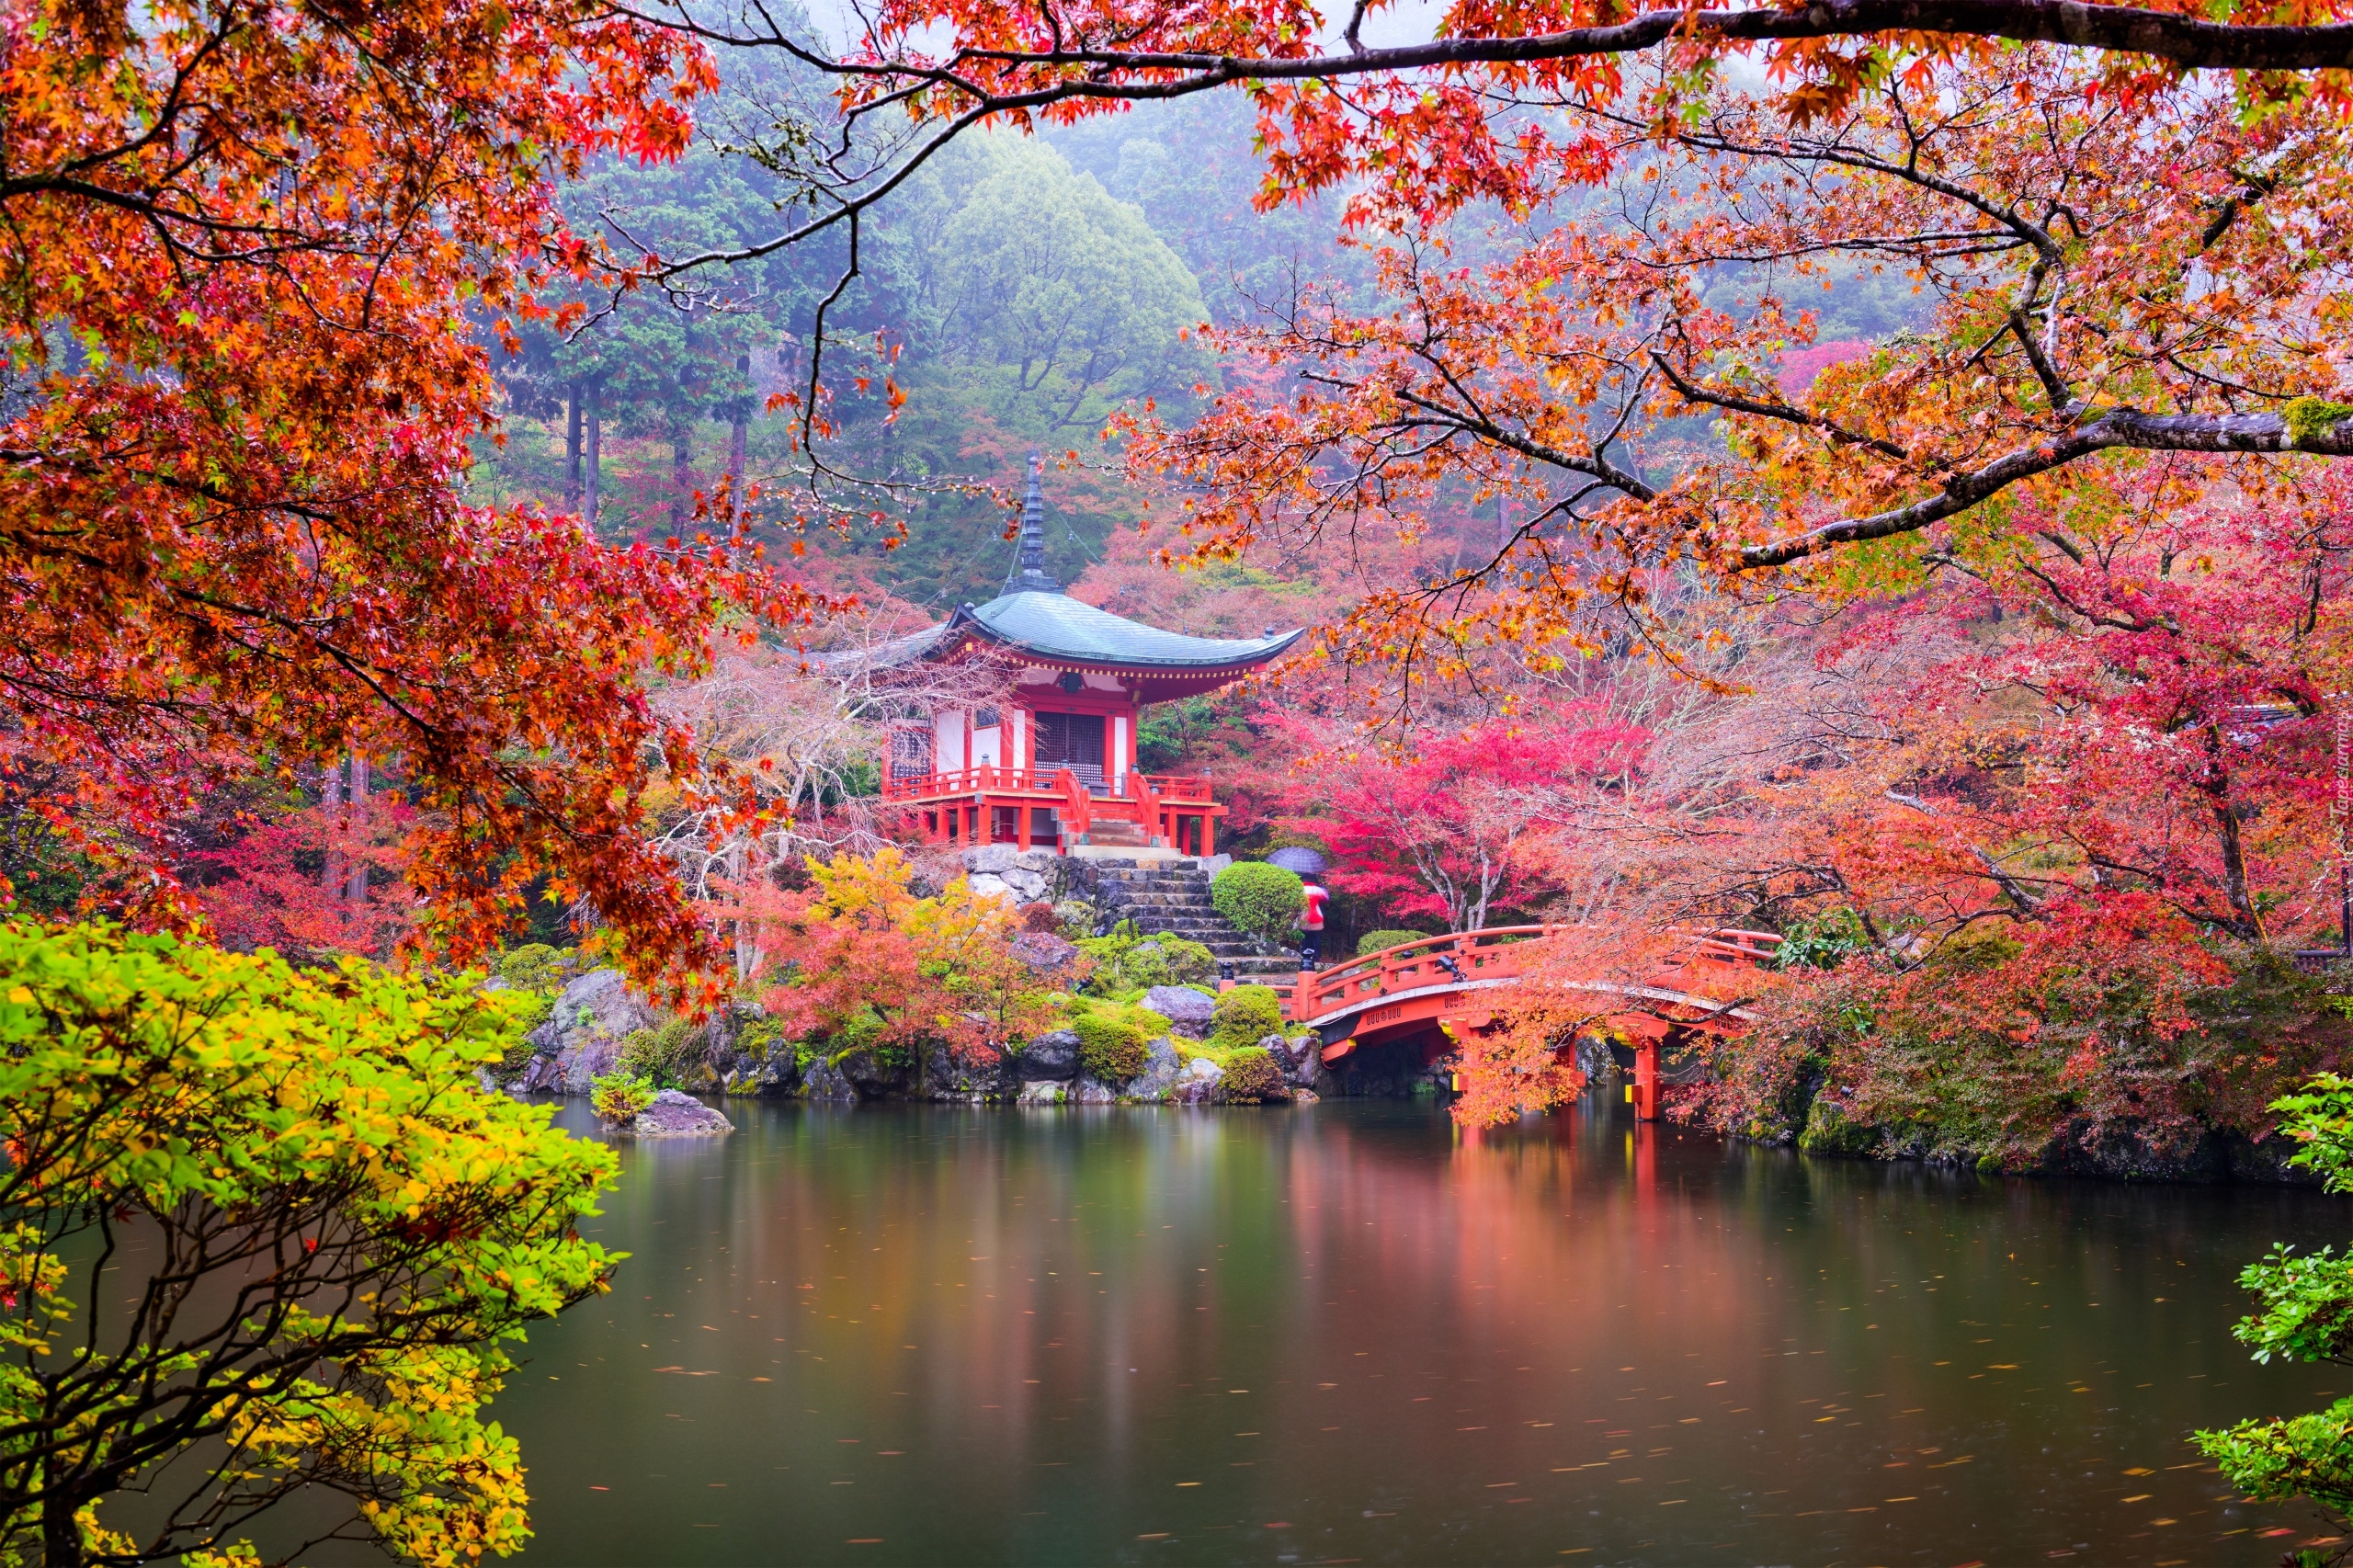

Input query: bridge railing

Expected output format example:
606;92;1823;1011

1289;925;1784;1026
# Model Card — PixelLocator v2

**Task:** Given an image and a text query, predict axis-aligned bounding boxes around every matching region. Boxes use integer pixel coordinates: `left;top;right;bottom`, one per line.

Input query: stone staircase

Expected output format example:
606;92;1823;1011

1094;859;1301;983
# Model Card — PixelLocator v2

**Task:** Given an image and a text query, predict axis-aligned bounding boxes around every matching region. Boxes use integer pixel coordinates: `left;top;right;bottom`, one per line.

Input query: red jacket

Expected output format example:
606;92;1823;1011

1300;882;1328;930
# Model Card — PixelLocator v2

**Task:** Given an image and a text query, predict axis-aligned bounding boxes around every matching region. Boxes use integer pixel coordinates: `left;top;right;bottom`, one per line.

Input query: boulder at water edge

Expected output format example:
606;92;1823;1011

923;1043;1012;1101
1126;1036;1185;1101
517;968;658;1094
1170;1055;1223;1105
1268;1032;1324;1086
801;1058;858;1102
1016;1028;1082;1080
1142;986;1217;1039
631;1090;733;1137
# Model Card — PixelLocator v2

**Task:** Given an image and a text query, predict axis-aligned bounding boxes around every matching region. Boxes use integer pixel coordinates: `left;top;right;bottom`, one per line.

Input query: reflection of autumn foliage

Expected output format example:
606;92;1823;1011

742;849;1057;1065
193;801;417;964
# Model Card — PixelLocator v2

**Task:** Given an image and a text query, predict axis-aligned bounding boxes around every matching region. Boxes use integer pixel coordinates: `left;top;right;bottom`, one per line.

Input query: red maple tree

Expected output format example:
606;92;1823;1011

2;0;822;998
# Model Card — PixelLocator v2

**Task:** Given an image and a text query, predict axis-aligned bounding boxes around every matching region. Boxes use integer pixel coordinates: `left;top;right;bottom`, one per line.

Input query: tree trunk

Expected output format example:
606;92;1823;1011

320;759;344;894
43;1488;83;1568
729;354;750;526
728;840;754;982
672;417;693;531
583;377;602;529
2202;726;2263;939
346;755;369;904
563;379;583;515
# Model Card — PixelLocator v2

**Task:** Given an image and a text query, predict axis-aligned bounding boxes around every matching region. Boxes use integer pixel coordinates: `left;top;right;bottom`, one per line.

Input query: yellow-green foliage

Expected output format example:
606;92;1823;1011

1357;928;1431;957
1210;984;1285;1051
1220;1047;1283;1103
590;1069;657;1123
495;942;575;994
0;922;619;1567
487;944;574;1080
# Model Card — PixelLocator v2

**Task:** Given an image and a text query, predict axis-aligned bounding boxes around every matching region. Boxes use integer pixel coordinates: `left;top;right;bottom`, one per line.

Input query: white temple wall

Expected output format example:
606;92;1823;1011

933;708;966;773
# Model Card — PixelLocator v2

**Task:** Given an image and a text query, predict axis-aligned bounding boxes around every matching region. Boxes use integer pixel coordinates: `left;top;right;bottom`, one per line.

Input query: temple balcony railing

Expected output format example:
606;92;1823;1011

881;766;1217;805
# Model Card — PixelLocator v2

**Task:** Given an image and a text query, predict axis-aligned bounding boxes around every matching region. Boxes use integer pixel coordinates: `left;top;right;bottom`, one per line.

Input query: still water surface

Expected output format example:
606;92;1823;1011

502;1097;2350;1565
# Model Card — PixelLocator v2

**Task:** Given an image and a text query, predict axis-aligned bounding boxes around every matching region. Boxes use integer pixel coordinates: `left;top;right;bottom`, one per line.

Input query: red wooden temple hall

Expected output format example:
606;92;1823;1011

869;457;1301;857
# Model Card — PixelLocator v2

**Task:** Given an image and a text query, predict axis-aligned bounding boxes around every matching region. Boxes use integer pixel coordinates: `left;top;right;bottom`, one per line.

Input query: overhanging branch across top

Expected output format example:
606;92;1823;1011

874;0;2353;86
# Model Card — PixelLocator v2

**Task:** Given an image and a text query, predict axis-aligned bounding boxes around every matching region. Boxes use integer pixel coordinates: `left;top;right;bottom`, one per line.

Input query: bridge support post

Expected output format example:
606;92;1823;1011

1633;1039;1660;1122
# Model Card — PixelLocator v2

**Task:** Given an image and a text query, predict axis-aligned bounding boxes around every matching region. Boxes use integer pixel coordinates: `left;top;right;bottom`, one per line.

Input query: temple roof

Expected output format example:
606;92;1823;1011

820;457;1303;685
949;590;1302;671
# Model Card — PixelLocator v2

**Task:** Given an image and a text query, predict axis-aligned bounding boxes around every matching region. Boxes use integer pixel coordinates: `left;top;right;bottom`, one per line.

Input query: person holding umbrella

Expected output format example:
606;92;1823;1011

1267;846;1330;971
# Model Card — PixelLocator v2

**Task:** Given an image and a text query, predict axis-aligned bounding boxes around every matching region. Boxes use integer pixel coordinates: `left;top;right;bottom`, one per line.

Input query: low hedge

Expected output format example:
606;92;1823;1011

1219;1048;1284;1104
1073;1011;1151;1082
1356;928;1433;957
1210;984;1286;1052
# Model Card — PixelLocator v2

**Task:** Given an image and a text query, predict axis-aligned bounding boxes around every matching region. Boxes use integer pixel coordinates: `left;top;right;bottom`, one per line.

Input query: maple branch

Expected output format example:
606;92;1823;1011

755;0;2353;97
1649;351;1909;460
1735;403;2353;569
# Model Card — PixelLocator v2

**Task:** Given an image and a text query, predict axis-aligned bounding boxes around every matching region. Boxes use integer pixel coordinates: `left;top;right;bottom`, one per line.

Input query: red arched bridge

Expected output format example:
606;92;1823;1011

1280;926;1781;1119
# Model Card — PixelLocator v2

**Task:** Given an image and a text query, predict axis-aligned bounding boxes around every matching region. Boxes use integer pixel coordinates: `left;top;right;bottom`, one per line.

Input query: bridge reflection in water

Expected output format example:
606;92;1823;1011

1289;926;1780;1117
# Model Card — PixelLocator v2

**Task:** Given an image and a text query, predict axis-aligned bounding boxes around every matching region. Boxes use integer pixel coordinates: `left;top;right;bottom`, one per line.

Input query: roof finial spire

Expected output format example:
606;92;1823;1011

1008;451;1061;594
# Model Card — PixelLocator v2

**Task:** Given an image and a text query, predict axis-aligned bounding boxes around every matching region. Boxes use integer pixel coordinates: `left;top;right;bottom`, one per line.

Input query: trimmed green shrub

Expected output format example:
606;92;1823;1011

1219;1047;1284;1103
1073;1012;1151;1082
1211;861;1304;945
590;1069;657;1124
1357;929;1432;958
1210;984;1286;1051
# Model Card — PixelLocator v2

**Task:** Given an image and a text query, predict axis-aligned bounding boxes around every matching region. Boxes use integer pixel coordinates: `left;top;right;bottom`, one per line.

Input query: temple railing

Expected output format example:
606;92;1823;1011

881;767;1217;805
1144;774;1215;804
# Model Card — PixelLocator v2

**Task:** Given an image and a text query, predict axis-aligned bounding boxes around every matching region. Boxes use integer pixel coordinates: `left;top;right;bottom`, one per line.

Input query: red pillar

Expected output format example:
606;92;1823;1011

1633;1038;1660;1121
1199;814;1214;858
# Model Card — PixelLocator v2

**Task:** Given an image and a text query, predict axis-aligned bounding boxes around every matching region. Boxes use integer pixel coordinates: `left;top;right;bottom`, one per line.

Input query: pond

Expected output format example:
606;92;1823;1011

499;1096;2350;1566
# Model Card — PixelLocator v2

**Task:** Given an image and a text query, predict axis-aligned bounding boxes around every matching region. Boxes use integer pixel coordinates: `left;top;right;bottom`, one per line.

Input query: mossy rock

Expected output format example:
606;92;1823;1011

1799;1095;1882;1157
735;1017;787;1061
1076;924;1218;994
